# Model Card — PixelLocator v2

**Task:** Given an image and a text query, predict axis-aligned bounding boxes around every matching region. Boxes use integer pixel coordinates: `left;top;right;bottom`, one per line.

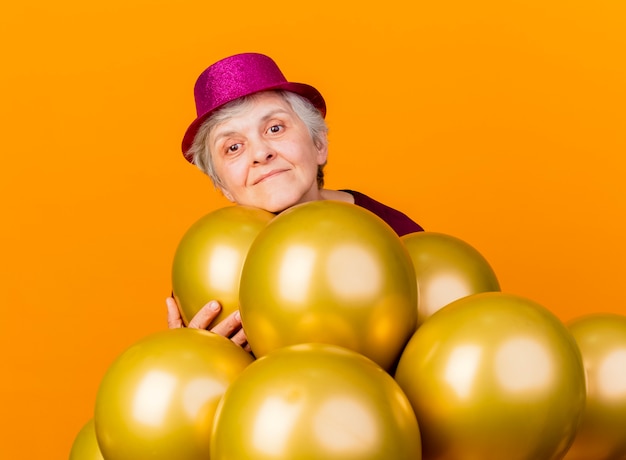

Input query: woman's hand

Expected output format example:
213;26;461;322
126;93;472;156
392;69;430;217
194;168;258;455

166;297;251;353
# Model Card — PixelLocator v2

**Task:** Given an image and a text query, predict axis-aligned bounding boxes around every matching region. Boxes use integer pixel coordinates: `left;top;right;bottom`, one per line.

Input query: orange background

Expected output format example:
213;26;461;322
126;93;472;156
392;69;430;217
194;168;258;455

1;0;625;457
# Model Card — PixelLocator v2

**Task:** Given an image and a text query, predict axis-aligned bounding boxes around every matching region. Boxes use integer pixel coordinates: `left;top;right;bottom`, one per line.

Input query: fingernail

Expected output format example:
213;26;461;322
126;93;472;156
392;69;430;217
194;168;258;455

209;301;220;311
235;311;241;321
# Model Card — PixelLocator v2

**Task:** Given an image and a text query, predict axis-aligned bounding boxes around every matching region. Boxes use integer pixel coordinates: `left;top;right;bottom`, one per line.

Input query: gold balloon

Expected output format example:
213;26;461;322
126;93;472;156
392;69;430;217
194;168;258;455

239;200;417;371
172;205;274;326
401;231;500;325
395;292;586;460
69;419;104;460
211;343;422;459
564;313;626;460
94;328;254;460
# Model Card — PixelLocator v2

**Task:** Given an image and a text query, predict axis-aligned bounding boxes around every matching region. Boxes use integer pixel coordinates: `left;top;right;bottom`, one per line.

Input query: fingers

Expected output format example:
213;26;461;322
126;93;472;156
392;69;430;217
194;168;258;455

188;301;221;330
166;296;184;329
211;310;243;338
230;326;251;353
167;298;252;353
213;311;251;353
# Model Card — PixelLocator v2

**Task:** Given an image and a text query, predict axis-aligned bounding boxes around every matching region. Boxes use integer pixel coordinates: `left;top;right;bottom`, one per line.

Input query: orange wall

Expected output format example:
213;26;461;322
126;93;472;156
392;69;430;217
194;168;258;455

1;0;625;457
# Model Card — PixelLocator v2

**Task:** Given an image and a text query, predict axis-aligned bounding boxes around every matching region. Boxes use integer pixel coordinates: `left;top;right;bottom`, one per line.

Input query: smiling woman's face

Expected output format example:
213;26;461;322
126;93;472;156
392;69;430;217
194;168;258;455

208;91;328;213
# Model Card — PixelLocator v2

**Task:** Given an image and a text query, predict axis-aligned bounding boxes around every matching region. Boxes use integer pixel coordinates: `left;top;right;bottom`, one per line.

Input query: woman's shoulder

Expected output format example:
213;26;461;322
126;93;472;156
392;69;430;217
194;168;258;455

338;189;424;236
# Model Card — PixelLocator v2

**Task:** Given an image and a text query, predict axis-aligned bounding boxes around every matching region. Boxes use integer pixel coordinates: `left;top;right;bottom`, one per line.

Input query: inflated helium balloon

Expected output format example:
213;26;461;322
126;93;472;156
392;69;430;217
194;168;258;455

239;200;417;371
211;343;422;460
401;231;500;325
563;313;626;460
69;419;104;460
395;292;586;460
94;328;254;460
172;205;274;326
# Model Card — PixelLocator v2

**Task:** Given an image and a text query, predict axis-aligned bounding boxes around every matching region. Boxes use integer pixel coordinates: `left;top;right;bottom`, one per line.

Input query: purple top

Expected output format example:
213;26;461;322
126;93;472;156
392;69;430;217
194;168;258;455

344;190;424;237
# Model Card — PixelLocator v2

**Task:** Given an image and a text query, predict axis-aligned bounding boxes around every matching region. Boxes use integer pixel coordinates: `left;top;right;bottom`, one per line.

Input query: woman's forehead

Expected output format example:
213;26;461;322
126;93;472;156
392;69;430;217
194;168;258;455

212;93;297;133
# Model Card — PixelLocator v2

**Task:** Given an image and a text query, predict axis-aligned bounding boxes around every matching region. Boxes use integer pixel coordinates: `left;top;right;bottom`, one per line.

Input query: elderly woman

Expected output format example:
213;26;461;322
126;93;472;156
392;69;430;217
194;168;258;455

166;53;423;349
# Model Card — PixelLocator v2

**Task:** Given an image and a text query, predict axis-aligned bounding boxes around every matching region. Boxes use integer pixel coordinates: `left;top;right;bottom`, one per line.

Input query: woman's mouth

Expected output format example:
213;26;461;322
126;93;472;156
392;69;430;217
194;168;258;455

254;169;287;185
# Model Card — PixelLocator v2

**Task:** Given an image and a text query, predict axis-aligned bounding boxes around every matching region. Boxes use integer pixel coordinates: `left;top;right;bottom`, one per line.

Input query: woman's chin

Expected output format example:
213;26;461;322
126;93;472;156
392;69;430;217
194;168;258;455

246;187;321;214
257;196;303;214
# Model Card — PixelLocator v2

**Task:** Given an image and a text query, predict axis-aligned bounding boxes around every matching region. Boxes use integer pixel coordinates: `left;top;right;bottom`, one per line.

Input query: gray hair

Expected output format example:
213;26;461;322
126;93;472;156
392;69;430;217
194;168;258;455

188;90;329;189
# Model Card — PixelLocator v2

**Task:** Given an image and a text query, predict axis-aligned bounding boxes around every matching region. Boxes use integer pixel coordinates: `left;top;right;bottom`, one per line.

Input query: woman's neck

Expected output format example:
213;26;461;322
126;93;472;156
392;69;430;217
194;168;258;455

320;189;355;204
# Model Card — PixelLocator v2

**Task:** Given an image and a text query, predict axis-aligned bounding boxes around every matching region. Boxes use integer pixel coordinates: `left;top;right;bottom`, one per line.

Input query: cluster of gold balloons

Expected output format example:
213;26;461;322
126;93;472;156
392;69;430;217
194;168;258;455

71;202;626;459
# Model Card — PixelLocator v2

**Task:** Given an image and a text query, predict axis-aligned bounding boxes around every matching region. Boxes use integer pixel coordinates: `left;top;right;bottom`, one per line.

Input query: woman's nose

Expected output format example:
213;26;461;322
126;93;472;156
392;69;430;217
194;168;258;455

251;140;275;163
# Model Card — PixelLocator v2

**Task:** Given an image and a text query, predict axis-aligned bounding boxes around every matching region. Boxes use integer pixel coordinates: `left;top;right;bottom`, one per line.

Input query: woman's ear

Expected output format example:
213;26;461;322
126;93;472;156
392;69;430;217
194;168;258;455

316;137;329;165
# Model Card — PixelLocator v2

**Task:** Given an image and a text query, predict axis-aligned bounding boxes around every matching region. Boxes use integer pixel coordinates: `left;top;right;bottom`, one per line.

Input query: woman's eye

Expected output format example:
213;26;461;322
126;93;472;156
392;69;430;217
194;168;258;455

227;143;241;153
268;125;283;134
